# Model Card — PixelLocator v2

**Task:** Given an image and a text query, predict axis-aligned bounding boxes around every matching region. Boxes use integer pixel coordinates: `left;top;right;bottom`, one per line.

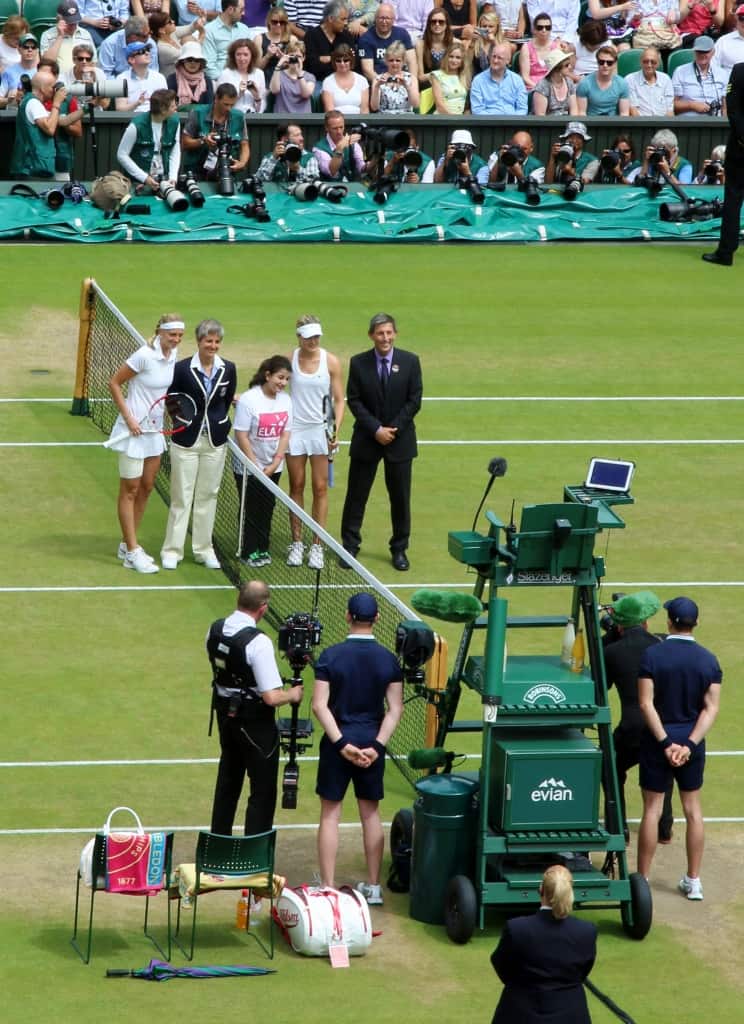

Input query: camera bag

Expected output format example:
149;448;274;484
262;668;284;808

91;171;132;211
276;884;372;956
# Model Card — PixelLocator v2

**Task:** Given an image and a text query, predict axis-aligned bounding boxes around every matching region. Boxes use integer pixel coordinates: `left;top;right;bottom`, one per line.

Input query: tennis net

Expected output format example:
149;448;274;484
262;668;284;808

72;278;432;789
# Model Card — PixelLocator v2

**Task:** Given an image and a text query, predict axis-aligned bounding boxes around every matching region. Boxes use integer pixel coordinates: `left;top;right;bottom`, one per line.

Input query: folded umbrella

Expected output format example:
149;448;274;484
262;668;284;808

106;959;276;981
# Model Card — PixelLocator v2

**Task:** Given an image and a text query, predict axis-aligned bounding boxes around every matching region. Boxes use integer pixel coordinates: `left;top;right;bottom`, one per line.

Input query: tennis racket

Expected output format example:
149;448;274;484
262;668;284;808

322;393;337;488
103;392;198;449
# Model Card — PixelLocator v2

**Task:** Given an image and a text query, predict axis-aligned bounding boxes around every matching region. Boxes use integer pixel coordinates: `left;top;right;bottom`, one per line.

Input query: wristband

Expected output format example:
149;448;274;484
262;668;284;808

333;736;348;752
372;740;386;756
659;736;673;750
686;738;698;754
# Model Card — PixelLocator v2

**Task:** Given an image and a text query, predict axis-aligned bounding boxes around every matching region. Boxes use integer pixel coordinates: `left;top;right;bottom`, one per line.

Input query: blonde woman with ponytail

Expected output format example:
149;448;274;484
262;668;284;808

490;865;597;1024
107;312;183;573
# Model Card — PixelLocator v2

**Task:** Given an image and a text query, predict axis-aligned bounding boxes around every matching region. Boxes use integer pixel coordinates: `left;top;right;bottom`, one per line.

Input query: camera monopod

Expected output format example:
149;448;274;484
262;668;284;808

277;611;322;809
585;978;637;1024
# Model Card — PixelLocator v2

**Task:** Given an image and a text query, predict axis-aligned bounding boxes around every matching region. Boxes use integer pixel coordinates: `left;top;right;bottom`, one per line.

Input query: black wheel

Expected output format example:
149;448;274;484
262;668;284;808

621;872;652;940
390;807;413;857
444;874;477;944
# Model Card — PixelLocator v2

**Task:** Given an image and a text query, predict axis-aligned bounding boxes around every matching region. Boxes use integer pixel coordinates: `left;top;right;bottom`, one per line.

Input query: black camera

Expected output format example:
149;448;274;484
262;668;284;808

703;160;723;183
20;73;32;94
601;149;621;171
519;177;541;206
452;146;469;163
708;98;722;116
599;592;625;641
501;143;524;169
459;173;485;204
555;142;574;165
177;172;205;207
634;172;663;198
562;176;582;201
373;173;398;204
278;611;323;667
349;123;409;154
660;197;723;222
648;146;667;169
402;147;422;171
281;142;302;163
287;54;300;64
108;15;123;28
314;180;347;203
395;620;435;688
211;127;236;196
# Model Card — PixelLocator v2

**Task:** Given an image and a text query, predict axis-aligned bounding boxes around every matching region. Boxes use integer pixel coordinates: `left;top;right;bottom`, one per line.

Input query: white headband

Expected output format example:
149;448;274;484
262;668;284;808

159;320;185;331
297;322;322;338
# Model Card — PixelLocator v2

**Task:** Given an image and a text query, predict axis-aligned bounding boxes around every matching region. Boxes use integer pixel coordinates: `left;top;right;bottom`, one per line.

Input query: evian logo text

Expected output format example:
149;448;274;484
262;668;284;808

523;684;567;706
531;777;573;802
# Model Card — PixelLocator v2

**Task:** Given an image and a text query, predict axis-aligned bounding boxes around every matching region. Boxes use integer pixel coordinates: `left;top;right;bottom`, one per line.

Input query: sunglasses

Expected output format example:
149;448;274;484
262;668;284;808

75;55;94;60
269;17;286;23
597;58;616;65
617;148;631;154
334;56;351;61
535;23;551;29
430;17;447;23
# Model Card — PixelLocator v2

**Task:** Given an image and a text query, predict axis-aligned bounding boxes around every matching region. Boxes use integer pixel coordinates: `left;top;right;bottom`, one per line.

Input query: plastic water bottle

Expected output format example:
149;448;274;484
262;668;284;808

250;893;263;917
236;889;250;930
561;618;576;667
571;628;585;674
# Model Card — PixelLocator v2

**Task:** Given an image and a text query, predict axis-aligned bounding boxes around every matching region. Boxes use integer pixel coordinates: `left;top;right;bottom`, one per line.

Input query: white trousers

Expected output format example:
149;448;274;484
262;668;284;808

162;435;226;560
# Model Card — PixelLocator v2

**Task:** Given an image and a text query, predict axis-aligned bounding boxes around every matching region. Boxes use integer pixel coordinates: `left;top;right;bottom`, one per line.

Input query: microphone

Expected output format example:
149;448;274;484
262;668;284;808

407;747;452;771
472;455;508;531
411;589;483;623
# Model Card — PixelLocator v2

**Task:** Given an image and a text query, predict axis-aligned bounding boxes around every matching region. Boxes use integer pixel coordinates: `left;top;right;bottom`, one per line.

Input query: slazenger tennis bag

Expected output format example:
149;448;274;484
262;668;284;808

276;885;372;956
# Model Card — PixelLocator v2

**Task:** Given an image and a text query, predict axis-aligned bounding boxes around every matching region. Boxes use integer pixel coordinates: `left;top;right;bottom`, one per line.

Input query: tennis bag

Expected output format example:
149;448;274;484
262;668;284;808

79;806;167;895
276;885;372;956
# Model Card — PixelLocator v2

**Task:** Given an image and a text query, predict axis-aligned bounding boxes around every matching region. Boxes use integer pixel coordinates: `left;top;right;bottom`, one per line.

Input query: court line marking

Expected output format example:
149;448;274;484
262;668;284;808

3;396;744;404
5;439;744;448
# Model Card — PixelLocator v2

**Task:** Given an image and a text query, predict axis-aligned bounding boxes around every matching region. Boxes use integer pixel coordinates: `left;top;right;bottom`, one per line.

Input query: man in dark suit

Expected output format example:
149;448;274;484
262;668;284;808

161;318;237;570
491;865;597;1024
340;313;422;571
703;61;744;266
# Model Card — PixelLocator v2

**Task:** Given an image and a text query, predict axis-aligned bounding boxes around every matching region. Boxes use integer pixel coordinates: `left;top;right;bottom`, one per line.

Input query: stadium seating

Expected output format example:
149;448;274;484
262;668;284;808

667;48;695;76
21;0;58;38
0;0;20;28
618;48;643;77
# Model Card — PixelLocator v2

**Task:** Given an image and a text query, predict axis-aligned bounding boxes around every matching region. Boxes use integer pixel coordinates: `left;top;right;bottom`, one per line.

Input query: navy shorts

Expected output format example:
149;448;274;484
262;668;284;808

639;726;705;793
315;734;385;803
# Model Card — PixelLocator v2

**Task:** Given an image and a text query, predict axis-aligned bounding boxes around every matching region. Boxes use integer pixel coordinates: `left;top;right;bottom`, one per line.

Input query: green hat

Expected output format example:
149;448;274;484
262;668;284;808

611;591;661;627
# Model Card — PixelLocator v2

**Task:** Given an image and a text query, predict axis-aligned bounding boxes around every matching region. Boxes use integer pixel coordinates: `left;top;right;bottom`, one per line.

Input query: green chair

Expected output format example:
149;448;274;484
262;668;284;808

173;830;278;961
0;0;20;29
667;48;695;77
501;502;600;577
617;48;642;77
71;831;174;964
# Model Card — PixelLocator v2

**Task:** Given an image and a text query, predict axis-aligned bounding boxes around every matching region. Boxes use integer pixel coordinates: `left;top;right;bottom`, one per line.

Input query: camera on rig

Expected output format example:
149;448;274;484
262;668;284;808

458;173;485;204
395;619;435;689
278;611;323;669
177;171;205;207
659;196;723;222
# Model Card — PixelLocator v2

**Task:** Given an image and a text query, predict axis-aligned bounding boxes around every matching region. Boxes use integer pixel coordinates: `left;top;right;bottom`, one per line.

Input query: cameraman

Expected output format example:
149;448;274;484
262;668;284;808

638;128;693;185
694;144;726;185
594;134;640;185
181;81;249;180
313;108;366;181
545;121;599;187
488;130;545;187
9;69;76;179
255;122;320;184
208;580;304;837
117;88;181;191
382;128;434;183
312;593;403;901
603;592;673;845
434;128;488;185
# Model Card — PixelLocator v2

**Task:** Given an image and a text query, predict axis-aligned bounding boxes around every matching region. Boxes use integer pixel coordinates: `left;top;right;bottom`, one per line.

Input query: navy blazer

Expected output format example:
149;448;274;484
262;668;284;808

168;356;237;449
491;910;597;1024
346;347;422;464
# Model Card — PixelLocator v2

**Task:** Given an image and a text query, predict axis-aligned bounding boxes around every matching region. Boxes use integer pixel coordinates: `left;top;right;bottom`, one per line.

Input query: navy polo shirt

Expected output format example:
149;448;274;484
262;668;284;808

638;635;722;727
314;635;401;728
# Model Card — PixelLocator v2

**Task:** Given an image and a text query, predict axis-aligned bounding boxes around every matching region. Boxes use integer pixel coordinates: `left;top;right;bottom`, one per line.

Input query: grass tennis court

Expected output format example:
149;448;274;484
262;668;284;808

2;242;742;1023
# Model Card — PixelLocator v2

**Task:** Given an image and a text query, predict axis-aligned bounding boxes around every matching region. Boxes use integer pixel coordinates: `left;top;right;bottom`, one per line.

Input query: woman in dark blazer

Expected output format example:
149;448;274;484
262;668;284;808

160;318;237;570
491;865;597;1024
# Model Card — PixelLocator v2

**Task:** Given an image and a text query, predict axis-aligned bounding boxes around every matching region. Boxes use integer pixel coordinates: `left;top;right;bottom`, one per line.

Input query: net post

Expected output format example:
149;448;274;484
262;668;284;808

71;277;96;416
424;633;448;748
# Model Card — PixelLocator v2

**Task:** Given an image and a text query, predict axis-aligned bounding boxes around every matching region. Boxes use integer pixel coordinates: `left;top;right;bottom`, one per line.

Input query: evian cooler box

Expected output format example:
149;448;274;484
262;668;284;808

488;728;601;831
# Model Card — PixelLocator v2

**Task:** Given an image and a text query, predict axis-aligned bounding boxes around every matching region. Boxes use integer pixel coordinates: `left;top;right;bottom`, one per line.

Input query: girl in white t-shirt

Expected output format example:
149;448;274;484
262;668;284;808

108;312;183;573
285;315;345;571
233;355;293;568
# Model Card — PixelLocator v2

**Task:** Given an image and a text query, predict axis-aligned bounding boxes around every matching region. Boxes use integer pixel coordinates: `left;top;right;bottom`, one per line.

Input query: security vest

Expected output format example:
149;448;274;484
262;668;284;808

129;112;180;178
10;93;56;178
183;105;245;172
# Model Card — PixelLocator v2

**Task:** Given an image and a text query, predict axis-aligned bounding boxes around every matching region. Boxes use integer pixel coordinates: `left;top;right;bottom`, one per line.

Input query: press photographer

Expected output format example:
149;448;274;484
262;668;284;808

594;134;640;185
9;69;82;179
181;81;249;181
312;593;403;902
116;88;181;192
207;581;304;837
545;121;599;191
637;129;693;186
488;130;544;200
433;128;488;186
694;145;726;185
382;128;434;184
313;108;367;181
255;122;320;184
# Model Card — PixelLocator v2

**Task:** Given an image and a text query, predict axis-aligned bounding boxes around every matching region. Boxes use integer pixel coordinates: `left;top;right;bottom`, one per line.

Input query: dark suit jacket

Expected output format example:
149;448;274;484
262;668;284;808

168;356;237;449
346;347;422;464
491;910;597;1024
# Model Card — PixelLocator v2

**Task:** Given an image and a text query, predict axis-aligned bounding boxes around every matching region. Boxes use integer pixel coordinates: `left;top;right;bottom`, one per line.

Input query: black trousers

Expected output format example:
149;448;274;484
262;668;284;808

341;454;412;555
234;471;281;558
211;710;279;837
614;727;674;839
717;160;744;258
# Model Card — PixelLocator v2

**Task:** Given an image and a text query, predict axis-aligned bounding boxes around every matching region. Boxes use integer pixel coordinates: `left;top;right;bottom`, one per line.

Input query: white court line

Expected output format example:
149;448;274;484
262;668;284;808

5;439;744;448
3;396;744;403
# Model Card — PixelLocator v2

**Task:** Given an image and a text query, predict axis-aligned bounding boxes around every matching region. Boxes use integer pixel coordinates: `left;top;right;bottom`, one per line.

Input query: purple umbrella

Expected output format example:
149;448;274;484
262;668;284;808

106;959;275;981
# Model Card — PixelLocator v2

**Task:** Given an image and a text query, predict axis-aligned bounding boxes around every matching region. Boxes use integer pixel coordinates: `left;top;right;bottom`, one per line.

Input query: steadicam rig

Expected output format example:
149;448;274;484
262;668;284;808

277;612;322;809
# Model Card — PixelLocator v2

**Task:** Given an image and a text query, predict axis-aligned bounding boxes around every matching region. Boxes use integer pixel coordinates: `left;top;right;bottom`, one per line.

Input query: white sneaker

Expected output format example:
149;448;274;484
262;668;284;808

195;550;221;570
307;543;325;570
118;542;154;564
161;553;178;570
287;541;304;567
678;876;703;901
124;547;159;574
355;882;383;906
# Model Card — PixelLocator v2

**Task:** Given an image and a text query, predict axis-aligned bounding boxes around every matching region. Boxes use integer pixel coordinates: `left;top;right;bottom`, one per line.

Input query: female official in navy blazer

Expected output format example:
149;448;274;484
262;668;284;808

160;318;237;570
491;865;597;1024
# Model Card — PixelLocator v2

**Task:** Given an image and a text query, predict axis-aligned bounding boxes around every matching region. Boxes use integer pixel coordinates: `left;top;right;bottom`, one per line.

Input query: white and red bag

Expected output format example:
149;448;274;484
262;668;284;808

276;885;372;957
79;806;167;895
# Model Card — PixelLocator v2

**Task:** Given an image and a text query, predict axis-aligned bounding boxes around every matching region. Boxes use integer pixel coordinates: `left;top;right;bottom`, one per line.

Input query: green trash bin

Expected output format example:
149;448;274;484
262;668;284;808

409;774;479;924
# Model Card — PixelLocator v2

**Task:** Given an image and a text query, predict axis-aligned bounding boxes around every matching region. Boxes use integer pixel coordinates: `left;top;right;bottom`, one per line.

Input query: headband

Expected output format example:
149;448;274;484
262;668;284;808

297;322;322;338
159;320;185;331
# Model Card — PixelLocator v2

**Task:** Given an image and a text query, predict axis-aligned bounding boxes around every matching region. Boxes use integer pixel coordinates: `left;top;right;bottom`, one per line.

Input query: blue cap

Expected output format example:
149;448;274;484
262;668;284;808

348;592;378;622
125;41;151;57
664;596;699;625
